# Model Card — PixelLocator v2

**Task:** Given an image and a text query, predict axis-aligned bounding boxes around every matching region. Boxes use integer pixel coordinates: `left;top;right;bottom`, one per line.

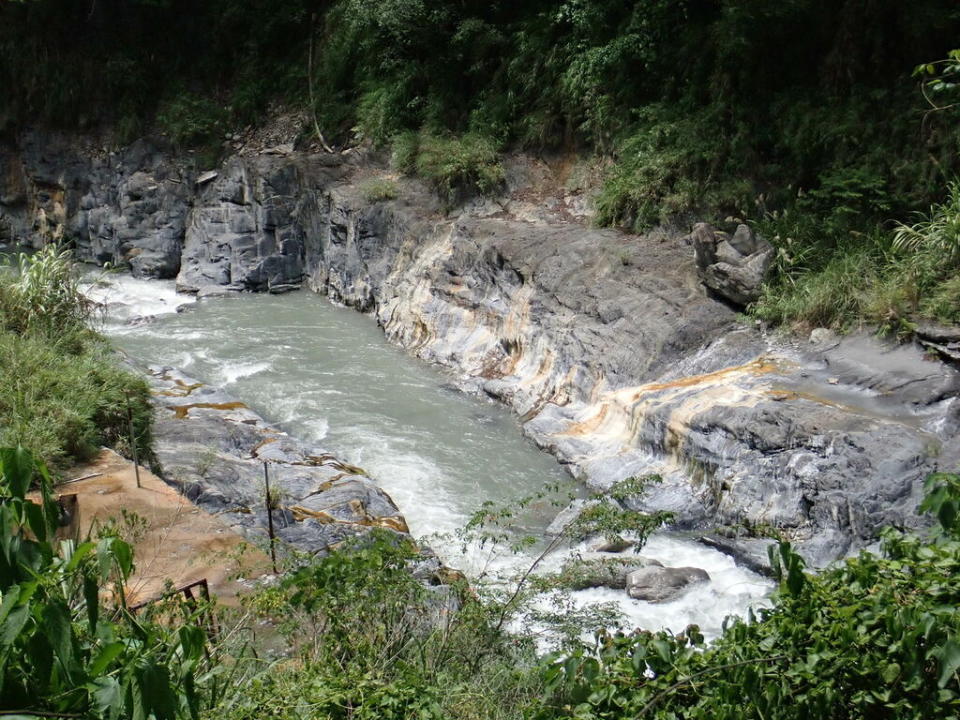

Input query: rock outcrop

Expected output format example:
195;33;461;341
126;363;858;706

690;222;775;306
4;131;960;568
148;365;409;556
626;565;710;602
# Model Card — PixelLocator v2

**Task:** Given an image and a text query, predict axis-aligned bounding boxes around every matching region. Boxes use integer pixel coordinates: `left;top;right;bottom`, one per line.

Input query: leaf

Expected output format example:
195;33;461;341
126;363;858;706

90;676;123;720
882;662;900;683
140;662;177;720
110;538;134;580
66;540;96;572
0;603;31;648
0;447;34;499
22;501;48;543
937;639;960;688
43;599;75;679
652;638;673;663
89;641;125;677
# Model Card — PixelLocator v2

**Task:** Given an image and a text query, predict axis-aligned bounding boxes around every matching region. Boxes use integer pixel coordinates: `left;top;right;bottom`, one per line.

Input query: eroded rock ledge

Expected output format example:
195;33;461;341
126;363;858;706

148;365;409;556
4;131;960;567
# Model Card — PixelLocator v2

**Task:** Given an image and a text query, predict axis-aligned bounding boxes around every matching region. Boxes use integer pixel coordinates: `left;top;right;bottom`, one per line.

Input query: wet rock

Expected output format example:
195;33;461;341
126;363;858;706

626;566;710;603
588;536;634;553
196;285;241;300
690;222;774;306
147;365;409;556
554;556;663;591
809;327;838;346
697;535;777;578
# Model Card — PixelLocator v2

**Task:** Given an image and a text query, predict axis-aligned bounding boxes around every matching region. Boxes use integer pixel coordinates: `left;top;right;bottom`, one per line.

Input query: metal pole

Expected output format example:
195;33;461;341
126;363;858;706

264;462;278;574
125;394;142;489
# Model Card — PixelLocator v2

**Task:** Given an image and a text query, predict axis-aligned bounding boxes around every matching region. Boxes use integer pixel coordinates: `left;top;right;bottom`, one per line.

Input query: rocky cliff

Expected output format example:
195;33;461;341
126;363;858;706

3;129;958;566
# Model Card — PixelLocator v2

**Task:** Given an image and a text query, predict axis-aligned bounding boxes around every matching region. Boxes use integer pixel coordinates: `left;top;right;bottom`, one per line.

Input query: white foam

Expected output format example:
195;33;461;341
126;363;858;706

440;530;772;647
218;361;271;385
84;272;195;324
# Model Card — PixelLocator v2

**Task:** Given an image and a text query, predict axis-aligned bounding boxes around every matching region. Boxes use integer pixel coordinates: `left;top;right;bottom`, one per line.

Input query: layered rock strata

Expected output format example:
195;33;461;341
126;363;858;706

4;132;960;566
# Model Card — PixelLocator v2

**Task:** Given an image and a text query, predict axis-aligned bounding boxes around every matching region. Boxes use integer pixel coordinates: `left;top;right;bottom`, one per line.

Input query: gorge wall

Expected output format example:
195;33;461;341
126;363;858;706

3;129;959;567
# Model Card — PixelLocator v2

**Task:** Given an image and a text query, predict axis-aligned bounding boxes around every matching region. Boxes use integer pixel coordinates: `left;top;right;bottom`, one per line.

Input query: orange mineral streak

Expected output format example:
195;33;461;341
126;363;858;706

625;357;783;403
560;356;785;439
169;401;249;419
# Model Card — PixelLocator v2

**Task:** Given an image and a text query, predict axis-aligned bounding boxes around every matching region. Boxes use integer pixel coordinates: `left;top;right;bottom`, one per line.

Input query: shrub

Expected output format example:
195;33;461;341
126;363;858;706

359;177;399;203
893;180;960;265
0;331;153;470
227;529;541;720
0;245;94;339
156;91;227;151
392;131;504;205
0;248;153;470
0;447;207;719
594;105;753;232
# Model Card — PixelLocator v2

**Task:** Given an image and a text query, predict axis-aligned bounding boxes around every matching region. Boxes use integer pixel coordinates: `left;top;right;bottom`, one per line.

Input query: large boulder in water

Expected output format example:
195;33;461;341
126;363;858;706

626;565;710;602
554;556;664;591
690;222;774;306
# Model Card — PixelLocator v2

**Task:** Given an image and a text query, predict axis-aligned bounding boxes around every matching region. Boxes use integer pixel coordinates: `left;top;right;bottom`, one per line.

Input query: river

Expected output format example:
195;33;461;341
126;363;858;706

89;272;772;641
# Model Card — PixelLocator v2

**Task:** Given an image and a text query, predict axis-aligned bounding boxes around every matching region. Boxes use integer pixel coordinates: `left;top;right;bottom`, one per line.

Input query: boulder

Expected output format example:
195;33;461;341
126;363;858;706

690;222;774;306
626;565;710;602
588;536;634;553
554;556;663;591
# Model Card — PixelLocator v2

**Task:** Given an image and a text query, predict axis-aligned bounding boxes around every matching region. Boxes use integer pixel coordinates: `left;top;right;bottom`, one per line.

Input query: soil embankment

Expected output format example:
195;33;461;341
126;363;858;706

60;449;271;607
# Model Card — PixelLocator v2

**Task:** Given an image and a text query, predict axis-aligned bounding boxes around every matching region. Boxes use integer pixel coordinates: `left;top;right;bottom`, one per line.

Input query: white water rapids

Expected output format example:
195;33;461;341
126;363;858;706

87;272;772;642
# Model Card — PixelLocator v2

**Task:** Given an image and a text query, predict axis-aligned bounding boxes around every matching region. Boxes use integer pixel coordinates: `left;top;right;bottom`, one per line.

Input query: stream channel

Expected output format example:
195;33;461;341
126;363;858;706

91;272;772;642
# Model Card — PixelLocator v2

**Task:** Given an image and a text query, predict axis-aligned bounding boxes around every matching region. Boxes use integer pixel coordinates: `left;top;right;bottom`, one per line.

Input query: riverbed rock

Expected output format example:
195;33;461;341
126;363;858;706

554;556;664;591
589;536;634;553
626;566;710;602
690;222;774;306
147;365;410;556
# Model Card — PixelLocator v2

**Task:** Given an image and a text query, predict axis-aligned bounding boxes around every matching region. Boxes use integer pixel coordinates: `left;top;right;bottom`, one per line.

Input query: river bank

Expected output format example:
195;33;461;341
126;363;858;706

92;273;771;640
4;129;960;570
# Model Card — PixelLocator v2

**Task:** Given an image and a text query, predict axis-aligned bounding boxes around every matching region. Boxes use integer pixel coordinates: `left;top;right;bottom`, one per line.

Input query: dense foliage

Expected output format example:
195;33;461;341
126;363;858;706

0;246;153;469
5;434;960;718
3;1;960;327
0;447;207;718
203;470;960;720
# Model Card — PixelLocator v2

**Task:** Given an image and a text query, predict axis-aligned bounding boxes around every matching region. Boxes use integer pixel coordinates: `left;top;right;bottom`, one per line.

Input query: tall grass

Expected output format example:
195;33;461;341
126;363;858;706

752;183;960;332
0;246;153;470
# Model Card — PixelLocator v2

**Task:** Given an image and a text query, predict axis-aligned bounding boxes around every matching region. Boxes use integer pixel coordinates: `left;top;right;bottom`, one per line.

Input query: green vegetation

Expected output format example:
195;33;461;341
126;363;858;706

0;246;152;470
392;131;505;205
3;1;960;327
222;472;960;720
6;441;960;719
358;178;399;203
0;447;210;718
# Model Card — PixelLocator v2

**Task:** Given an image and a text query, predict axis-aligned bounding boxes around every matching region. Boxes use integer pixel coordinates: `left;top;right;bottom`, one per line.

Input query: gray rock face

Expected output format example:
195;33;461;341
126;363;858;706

1;132;191;277
5;131;960;569
175;155;347;293
147;365;409;556
626;566;710;602
691;222;774;306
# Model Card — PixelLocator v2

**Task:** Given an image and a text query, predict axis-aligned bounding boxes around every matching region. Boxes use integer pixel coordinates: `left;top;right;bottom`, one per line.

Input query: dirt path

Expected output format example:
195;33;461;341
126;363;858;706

59;449;271;608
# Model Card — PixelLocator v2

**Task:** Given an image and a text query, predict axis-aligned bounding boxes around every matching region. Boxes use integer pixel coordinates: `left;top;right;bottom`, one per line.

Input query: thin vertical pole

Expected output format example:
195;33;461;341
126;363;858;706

264;462;278;574
125;395;142;489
